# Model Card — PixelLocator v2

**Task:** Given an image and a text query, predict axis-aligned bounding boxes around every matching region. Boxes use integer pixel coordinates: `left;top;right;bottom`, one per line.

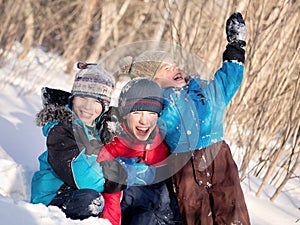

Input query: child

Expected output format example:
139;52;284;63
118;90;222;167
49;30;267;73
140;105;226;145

31;62;152;220
122;12;250;225
97;78;178;225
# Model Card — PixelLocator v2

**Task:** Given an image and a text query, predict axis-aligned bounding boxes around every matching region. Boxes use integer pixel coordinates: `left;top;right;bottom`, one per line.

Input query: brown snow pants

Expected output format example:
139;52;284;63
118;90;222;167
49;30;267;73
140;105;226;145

172;141;250;225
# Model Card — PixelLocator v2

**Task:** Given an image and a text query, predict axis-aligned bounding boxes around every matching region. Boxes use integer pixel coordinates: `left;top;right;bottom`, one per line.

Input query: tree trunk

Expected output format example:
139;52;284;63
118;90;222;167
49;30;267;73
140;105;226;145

63;0;97;73
19;0;35;59
88;0;131;62
270;133;300;202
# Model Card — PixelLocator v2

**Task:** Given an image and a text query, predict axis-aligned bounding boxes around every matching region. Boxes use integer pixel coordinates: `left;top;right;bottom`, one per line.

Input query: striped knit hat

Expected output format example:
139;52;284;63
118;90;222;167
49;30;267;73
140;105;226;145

70;62;115;109
118;78;164;116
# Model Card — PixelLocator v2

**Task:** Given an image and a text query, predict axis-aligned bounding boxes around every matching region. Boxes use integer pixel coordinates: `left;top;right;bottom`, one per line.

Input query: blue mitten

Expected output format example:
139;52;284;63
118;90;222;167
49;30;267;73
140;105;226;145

115;157;156;187
115;157;137;187
134;162;156;185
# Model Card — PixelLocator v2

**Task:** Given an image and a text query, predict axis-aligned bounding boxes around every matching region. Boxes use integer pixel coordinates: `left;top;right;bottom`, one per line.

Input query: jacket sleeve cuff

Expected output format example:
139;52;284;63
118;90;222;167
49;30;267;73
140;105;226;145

223;43;245;64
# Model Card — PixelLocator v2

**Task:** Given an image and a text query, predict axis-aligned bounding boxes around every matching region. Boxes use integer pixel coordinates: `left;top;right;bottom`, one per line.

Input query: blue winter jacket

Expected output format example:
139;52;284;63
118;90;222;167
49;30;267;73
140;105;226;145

160;61;244;153
31;105;106;205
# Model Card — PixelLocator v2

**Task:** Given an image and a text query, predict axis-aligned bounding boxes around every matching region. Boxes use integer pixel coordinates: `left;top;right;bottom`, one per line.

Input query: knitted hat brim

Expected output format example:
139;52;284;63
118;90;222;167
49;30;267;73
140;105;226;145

120;98;163;116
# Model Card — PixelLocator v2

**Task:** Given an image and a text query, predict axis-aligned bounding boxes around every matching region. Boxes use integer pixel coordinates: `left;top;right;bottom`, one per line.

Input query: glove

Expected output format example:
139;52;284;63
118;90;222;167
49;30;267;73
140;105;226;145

223;12;246;63
134;161;156;185
115;157;156;187
97;106;122;145
226;12;246;48
100;159;128;193
100;157;156;193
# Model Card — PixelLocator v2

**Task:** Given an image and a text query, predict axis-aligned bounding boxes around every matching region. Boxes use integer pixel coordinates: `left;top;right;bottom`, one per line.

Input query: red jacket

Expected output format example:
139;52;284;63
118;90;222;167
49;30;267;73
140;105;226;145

97;124;169;225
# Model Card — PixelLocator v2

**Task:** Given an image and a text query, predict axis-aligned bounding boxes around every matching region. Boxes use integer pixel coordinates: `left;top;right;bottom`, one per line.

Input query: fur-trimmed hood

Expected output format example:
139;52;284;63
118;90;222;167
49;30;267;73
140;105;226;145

36;87;73;127
36;104;72;127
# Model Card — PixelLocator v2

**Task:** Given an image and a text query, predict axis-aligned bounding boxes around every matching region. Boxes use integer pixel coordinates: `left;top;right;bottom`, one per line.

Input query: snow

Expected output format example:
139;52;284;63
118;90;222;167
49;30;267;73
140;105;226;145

0;46;299;224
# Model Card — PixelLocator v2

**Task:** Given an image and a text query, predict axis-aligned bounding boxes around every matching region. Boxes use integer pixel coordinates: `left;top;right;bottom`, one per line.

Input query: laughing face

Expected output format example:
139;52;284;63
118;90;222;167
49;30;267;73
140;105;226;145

72;96;103;126
154;61;187;88
124;111;158;141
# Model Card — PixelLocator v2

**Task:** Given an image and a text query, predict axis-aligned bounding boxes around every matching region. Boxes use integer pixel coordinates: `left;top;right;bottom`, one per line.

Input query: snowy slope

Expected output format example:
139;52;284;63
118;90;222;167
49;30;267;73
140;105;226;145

0;47;299;225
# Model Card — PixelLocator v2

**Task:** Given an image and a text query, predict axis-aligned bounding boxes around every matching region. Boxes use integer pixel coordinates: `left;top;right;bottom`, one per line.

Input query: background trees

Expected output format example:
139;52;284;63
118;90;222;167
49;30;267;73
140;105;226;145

0;0;299;201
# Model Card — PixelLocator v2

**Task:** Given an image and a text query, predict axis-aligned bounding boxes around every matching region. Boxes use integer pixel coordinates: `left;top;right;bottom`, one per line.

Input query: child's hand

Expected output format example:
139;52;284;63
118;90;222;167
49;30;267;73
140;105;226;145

115;157;156;187
98;106;122;145
223;12;246;63
226;12;246;49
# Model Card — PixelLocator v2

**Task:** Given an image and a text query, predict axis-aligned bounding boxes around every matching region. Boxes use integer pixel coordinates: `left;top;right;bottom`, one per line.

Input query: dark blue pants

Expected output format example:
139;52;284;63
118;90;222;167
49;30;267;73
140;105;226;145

49;188;104;220
121;180;183;225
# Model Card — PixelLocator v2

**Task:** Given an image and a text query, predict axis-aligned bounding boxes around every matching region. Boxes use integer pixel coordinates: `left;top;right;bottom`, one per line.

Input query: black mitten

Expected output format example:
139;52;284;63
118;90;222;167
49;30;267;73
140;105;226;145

97;106;122;145
223;12;246;63
226;12;246;48
100;159;127;193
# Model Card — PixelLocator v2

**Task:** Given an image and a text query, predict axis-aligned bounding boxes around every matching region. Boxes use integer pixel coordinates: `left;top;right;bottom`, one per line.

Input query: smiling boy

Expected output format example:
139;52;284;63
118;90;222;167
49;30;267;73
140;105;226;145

97;78;177;225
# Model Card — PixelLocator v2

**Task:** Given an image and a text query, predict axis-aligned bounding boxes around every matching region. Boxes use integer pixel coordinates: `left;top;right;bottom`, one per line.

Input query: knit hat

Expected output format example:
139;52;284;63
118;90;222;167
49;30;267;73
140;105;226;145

70;62;115;109
130;50;172;79
118;78;164;116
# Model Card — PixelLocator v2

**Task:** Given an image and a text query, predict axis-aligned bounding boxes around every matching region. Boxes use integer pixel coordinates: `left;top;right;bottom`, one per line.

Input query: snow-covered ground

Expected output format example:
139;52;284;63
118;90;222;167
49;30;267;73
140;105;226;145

0;46;299;224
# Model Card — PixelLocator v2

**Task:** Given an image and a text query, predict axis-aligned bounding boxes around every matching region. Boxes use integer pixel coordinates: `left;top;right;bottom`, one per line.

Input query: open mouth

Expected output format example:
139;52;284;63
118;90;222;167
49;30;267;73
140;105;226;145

173;73;184;81
80;110;93;117
136;127;150;135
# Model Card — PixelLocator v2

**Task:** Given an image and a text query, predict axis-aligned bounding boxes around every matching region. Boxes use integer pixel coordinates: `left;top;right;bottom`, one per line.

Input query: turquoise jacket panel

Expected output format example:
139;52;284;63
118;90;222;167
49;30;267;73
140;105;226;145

71;150;105;193
31;150;64;205
160;61;244;153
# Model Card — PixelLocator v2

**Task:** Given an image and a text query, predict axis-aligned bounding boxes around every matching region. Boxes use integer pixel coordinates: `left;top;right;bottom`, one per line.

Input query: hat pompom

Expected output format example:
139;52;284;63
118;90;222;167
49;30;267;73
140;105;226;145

118;56;133;75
